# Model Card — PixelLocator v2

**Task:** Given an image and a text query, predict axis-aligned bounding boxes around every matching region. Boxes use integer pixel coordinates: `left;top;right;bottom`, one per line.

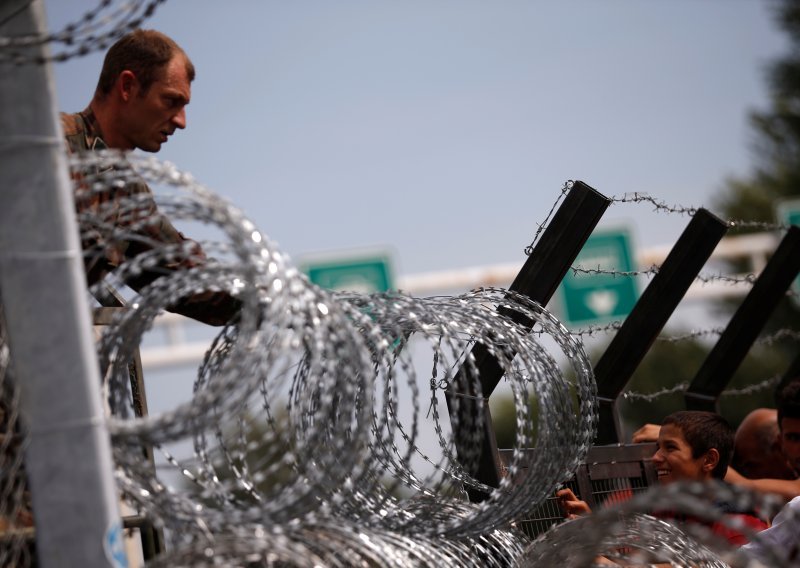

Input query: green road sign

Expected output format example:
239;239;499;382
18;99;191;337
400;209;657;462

559;229;638;327
777;198;800;301
302;255;394;293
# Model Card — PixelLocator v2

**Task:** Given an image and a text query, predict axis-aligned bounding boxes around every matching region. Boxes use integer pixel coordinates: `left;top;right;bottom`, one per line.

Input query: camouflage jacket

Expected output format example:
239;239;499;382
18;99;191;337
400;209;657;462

62;108;241;326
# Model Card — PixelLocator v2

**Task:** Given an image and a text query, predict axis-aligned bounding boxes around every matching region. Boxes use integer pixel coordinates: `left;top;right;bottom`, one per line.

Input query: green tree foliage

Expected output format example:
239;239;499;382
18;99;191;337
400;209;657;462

713;0;800;362
490;394;517;450
180;407;295;504
490;332;790;450
616;337;710;433
618;338;789;436
716;0;800;223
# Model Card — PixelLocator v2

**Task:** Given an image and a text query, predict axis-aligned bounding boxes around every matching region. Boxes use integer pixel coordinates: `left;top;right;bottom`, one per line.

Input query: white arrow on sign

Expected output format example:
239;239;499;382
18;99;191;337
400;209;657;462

586;289;618;316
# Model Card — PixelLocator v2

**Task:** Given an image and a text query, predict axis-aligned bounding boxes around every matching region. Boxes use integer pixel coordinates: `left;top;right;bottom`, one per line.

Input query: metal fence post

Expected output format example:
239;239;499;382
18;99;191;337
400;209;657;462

0;1;124;566
685;226;800;411
447;181;610;500
592;209;728;444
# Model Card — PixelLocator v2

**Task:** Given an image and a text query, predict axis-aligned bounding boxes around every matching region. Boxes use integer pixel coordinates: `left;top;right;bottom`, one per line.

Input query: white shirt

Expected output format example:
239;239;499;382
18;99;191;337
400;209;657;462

741;495;800;565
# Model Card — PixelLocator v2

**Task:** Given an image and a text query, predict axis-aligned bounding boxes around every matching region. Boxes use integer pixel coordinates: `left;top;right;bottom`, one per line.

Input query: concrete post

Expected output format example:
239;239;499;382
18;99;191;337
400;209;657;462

0;1;126;566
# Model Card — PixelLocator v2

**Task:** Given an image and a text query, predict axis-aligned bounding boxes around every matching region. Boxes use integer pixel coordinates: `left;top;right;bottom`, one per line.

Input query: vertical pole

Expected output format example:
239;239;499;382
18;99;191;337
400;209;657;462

0;2;125;567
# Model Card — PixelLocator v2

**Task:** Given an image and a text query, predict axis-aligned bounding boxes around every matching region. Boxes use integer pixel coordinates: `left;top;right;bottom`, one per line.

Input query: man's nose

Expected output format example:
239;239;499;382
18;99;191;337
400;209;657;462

172;107;187;130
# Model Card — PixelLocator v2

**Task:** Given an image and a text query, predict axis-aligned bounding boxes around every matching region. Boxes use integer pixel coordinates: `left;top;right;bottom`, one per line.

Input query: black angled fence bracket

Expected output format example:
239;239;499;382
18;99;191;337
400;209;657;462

685;226;800;411
593;208;728;445
447;180;610;501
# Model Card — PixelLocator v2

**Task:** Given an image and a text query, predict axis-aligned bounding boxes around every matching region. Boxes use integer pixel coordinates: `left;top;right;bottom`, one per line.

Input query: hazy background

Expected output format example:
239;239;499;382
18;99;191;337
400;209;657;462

38;1;793;459
45;0;788;279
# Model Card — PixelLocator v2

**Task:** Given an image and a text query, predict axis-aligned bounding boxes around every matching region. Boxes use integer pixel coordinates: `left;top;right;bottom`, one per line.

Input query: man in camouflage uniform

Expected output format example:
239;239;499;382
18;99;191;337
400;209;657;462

61;29;240;326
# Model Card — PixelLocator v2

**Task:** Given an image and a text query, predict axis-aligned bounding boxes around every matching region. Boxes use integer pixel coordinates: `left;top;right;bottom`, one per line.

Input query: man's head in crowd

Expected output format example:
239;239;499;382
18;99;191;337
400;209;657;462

732;408;796;480
653;411;734;483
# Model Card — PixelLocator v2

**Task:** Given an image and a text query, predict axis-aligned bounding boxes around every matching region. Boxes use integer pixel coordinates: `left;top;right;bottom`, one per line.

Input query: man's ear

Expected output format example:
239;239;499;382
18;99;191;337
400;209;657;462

703;448;720;473
118;70;138;102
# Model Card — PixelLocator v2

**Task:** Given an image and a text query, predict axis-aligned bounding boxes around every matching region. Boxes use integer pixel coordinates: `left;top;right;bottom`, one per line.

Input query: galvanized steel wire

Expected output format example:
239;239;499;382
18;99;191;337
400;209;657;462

0;148;792;566
79;152;599;565
0;4;796;563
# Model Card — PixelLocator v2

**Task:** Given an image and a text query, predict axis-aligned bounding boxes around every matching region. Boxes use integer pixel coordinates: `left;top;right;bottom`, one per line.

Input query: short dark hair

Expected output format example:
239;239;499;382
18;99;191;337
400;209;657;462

95;29;194;96
662;411;734;480
777;379;800;428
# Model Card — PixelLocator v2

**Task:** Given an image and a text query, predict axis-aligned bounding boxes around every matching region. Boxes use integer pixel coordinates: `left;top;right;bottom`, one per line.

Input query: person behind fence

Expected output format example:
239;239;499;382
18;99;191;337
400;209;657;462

633;408;794;482
632;380;800;502
724;379;800;502
61;29;241;326
740;493;800;565
558;411;769;546
730;407;796;481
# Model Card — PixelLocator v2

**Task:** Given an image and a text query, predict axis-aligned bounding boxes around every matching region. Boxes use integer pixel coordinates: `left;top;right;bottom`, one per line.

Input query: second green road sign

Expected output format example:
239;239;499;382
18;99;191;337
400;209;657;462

559;229;639;327
302;254;394;293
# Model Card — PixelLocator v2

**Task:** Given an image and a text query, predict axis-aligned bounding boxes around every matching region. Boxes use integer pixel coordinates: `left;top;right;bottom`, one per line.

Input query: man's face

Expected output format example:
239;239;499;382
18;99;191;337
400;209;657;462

652;424;709;484
124;55;191;152
780;417;800;474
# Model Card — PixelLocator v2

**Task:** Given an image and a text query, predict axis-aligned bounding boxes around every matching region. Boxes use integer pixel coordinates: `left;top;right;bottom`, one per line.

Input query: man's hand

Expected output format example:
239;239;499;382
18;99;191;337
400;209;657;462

726;466;800;502
632;423;660;444
556;488;592;519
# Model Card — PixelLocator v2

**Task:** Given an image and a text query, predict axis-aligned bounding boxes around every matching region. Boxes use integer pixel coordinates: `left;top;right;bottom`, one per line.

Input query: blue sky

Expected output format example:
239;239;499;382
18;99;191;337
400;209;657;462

44;0;790;281
29;0;795;466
